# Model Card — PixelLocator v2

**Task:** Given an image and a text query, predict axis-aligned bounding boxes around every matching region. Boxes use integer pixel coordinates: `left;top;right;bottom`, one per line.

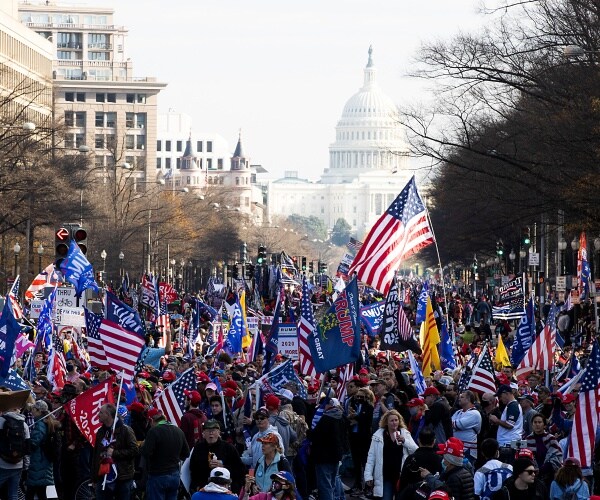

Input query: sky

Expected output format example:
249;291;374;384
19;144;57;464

69;0;493;180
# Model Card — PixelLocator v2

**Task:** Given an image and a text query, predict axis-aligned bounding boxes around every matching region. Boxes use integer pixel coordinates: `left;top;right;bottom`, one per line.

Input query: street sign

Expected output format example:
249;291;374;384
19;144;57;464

528;252;540;266
556;276;566;292
56;227;69;240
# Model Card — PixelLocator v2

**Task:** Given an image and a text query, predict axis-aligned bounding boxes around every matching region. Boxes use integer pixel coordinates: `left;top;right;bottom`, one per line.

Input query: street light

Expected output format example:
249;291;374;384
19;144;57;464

119;251;124;278
101;249;107;273
509;249;516;273
37;243;44;273
558;237;567;275
170;258;176;285
13;242;20;278
519;248;527;273
571;237;579;274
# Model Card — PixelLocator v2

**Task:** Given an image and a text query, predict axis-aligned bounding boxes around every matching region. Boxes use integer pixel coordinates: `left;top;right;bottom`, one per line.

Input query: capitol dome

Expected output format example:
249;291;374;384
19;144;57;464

322;46;408;184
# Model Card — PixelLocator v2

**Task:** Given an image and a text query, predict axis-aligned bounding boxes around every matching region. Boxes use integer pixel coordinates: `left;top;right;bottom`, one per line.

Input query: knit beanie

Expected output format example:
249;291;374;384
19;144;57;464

512;457;535;477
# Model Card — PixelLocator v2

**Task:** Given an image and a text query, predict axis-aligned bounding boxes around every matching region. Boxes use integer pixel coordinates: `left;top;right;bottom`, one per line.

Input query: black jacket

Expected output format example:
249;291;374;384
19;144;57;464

491;477;547;500
92;419;139;482
400;447;443;488
140;420;190;476
426;465;475;500
189;438;245;493
310;407;347;464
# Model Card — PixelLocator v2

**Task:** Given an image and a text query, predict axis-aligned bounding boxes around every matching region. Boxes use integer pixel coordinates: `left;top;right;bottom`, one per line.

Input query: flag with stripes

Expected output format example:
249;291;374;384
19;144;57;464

153;367;197;425
47;329;67;390
336;362;355;402
347;237;363;253
349;176;434;295
25;263;61;302
568;340;600;467
467;346;497;394
8;276;23;319
420;296;440;376
155;300;170;348
298;278;317;378
84;308;110;370
516;303;557;378
379;277;420;353
98;318;146;381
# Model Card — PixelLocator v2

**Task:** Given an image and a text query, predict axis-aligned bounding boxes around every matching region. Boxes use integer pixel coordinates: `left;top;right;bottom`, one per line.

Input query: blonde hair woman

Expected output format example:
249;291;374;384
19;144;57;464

364;410;417;500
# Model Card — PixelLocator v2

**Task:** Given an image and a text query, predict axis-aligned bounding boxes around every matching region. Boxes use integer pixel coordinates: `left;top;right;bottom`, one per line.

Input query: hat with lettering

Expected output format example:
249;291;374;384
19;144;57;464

436;437;464;466
429;491;451;500
205;382;218;391
407;398;425;407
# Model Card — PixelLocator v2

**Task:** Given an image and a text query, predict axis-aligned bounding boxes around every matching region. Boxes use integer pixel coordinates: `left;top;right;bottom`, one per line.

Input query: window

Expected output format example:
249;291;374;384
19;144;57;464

107;93;116;103
217;158;223;169
125;156;135;168
186;176;190;184
95;134;104;149
165;141;171;152
165;158;171;168
136;136;145;150
196;141;202;152
95;112;116;127
126;93;146;103
176;158;181;169
219;177;224;185
156;158;162;169
65;111;85;127
95;112;103;127
236;177;240;185
126;93;135;103
89;52;109;60
75;134;85;148
65;92;84;102
207;141;213;152
125;135;134;150
106;135;115;149
157;140;162;152
206;158;212;169
126;112;134;128
176;140;182;152
96;93;105;103
136;94;146;103
95;155;104;168
136;114;146;128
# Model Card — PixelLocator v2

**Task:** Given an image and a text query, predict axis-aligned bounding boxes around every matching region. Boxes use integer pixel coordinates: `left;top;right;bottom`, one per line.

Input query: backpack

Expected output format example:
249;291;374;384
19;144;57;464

41;426;61;462
478;464;512;500
561;482;583;500
0;415;29;464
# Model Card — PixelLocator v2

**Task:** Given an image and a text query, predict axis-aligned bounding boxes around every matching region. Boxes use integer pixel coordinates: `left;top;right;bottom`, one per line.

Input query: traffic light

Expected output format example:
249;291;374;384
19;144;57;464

309;261;314;273
73;226;88;254
245;264;255;280
232;264;239;279
496;240;503;256
257;245;267;265
55;226;70;260
318;261;327;273
522;227;531;246
301;256;307;271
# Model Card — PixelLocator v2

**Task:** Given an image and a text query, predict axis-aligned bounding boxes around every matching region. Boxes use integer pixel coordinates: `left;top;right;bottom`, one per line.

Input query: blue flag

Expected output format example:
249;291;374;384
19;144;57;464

263;297;281;373
359;302;385;337
106;290;144;338
0;296;22;377
408;350;427;396
59;240;99;297
258;359;307;400
308;277;361;373
225;295;245;355
0;368;29;391
511;297;536;366
416;282;429;325
440;322;456;370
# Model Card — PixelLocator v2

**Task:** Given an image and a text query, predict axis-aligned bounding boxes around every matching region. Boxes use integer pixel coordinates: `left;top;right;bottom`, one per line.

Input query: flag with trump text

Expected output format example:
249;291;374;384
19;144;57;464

516;303;556;378
568;340;600;467
379;277;420;353
153;367;197;426
65;376;115;446
349;176;434;295
440;322;456;371
511;297;535;366
307;277;361;373
58;240;98;298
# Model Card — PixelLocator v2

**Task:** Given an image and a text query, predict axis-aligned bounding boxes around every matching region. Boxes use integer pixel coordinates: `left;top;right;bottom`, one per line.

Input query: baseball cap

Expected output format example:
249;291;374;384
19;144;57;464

205;382;218;391
562;393;576;404
429;491;451;500
184;389;202;405
437;437;464;466
518;394;535;404
369;378;386;386
495;385;513;397
277;389;294;401
210;467;231;481
271;471;295;485
423;387;440;397
203;419;221;430
407;398;425;407
147;408;164;420
258;433;279;444
265;394;281;410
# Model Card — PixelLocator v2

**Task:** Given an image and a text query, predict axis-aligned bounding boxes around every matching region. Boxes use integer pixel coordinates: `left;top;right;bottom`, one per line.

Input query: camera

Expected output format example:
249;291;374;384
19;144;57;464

510;439;527;449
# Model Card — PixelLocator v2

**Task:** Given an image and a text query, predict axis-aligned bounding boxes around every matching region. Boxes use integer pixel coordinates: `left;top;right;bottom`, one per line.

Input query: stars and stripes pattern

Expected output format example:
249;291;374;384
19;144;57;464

84;308;110;370
98;318;146;381
336;362;355;402
25;265;60;302
153;367;197;425
347;237;363;253
568;341;600;467
155;300;170;348
9;276;23;319
516;303;557;378
467;346;497;394
298;278;318;379
348;176;434;295
47;329;67;390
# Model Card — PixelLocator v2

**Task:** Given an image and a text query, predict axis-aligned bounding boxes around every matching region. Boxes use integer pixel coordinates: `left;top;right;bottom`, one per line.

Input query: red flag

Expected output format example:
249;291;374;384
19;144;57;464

65;376;115;446
349;177;434;295
159;282;178;304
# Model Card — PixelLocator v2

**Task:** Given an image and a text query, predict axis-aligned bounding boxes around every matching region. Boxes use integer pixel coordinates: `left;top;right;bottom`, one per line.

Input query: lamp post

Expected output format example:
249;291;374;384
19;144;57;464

519;248;527;274
13;242;20;278
101;249;107;275
509;249;516;273
37;243;44;273
558;237;567;275
571;237;579;275
594;238;600;280
472;254;478;297
119;251;124;278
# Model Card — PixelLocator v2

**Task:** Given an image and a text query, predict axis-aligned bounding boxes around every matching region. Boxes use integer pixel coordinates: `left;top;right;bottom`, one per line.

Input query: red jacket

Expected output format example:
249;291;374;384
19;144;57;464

180;408;207;449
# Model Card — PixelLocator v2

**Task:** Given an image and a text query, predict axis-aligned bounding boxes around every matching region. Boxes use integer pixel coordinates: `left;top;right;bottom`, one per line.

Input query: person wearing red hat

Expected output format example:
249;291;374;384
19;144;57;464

550;392;575;439
406;398;426;441
181;390;208;449
549;457;590;499
264;395;297;459
423;387;453;445
419;437;475;500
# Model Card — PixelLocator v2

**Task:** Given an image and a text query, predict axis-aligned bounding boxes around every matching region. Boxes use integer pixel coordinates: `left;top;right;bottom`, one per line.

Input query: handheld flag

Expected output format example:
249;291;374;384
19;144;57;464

420;296;441;377
440;322;456;371
379;277;420;353
510;297;535;366
516;303;556;378
153;367;197;425
0;296;22;377
298;278;318;379
416;282;429;325
408;350;427;396
58;240;99;297
467;346;497;394
495;335;511;369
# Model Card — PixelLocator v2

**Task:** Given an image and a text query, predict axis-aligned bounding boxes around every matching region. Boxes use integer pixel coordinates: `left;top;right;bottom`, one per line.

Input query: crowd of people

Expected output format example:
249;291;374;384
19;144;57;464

0;281;599;500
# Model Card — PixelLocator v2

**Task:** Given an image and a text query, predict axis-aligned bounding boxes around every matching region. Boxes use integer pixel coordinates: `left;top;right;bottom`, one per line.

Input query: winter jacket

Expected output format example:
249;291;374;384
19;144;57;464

491;476;547;500
268;414;297;456
181;408;207;449
92;419;139;482
0;411;30;470
424;397;453;445
254;452;291;493
309;406;347;464
364;428;418;498
399;446;443;489
241;425;284;468
549;478;590;500
26;418;54;487
190;438;245;493
425;465;475;500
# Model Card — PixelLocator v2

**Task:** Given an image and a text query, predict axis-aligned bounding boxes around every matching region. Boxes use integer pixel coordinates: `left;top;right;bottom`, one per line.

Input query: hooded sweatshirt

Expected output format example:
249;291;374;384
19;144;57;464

269;414;297;456
310;406;346;464
549;478;589;500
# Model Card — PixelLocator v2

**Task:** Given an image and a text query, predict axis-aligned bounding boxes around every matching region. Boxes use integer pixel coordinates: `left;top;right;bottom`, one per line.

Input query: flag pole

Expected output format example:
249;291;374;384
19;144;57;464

424;208;450;331
103;371;125;491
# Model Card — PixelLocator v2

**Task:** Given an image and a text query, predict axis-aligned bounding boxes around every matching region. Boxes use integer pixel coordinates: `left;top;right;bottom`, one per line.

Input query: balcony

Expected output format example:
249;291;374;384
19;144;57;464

25;22;123;31
57;43;82;49
88;43;112;50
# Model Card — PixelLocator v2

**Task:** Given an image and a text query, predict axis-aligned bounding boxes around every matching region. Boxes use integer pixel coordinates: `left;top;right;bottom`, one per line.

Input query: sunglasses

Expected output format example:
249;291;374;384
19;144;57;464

523;469;537;475
255;416;268;421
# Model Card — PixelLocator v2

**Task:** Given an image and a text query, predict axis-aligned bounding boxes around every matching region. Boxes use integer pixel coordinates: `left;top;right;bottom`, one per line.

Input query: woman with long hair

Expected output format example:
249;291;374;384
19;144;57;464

549;457;590;499
245;433;291;494
26;400;60;500
525;413;562;488
364;409;417;500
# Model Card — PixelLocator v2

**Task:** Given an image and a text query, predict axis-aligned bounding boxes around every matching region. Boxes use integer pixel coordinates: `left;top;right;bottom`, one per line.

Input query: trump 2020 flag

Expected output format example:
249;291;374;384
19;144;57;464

359;302;385;337
416;281;429;325
59;240;99;298
379;277;421;353
0;296;22;377
308;277;361;373
225;296;245;355
511;297;535;366
106;290;145;338
440;322;456;370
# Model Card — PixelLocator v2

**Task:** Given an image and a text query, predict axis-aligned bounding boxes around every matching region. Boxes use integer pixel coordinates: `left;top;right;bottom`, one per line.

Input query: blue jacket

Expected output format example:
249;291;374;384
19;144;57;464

26;419;54;487
549;478;589;500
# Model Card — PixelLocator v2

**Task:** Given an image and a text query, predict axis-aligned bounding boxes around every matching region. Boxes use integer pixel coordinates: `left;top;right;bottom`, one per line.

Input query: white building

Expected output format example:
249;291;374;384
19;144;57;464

157;111;266;222
267;47;412;238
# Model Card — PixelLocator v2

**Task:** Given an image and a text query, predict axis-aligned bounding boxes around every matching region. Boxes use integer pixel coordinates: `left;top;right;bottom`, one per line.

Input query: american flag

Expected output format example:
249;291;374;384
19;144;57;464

155;300;170;348
153;367;197;425
98;318;146;381
336;362;355;402
25;264;60;302
467;346;497;394
347;237;363;253
9;276;23;319
568;341;600;467
298;279;317;378
47;329;67;390
258;359;307;400
516;303;556;378
348;176;434;295
84;308;110;370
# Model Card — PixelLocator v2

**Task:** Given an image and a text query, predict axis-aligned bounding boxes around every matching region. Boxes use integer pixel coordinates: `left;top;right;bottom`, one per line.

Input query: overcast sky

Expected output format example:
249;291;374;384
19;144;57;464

69;0;493;180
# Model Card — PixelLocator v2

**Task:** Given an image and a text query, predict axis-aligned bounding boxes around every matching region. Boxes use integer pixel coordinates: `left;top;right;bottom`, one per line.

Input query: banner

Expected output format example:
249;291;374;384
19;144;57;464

278;323;299;360
492;274;526;319
106;291;145;337
65;376;115;446
379;278;421;353
308;277;361;372
359;302;385;337
58;240;98;298
0;368;30;391
140;274;158;315
159;282;178;304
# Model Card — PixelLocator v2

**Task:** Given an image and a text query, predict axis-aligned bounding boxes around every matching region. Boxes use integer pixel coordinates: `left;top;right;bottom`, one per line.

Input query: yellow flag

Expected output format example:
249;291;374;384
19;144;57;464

495;335;511;369
240;291;252;349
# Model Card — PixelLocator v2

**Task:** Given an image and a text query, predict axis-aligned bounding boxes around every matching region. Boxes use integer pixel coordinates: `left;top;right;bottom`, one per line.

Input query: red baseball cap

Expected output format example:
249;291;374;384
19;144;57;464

265;394;281;410
562;393;576;404
429;491;451;500
407;398;425;407
423;387;440;397
437;437;464;458
184;389;202;405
